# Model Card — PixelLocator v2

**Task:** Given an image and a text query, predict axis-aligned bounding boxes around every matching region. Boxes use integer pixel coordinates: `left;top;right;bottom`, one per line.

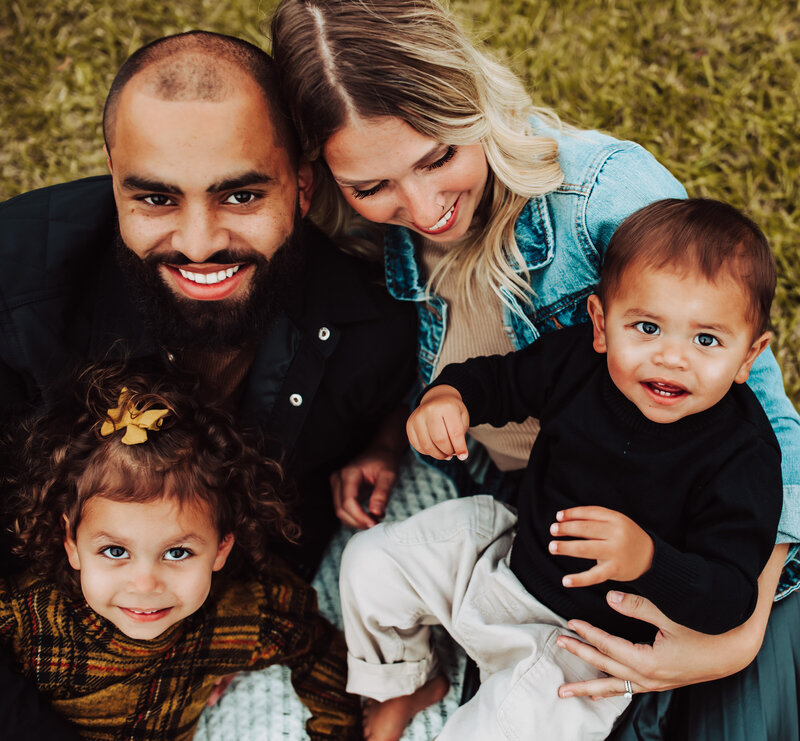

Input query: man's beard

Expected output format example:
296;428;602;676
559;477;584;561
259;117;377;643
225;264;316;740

114;217;305;352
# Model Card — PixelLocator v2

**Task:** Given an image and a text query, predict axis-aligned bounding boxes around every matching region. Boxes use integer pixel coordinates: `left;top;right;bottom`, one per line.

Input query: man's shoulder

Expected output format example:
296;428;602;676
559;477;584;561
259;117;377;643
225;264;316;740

297;221;415;328
0;175;114;222
0;176;117;296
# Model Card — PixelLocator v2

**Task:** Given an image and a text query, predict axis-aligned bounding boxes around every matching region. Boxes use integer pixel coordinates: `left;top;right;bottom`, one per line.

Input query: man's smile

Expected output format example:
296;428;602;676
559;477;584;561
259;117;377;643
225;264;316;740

162;262;252;301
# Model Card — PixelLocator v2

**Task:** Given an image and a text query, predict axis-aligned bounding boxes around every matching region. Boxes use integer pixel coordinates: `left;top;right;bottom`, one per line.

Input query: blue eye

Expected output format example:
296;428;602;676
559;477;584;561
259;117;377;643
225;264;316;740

101;545;129;560
695;333;719;347
633;321;660;336
164;547;192;561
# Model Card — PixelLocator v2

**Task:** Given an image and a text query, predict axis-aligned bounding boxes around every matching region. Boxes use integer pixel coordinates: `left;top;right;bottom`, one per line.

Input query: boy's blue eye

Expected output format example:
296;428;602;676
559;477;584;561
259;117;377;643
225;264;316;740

164;547;191;561
633;321;660;336
695;333;719;347
101;545;128;559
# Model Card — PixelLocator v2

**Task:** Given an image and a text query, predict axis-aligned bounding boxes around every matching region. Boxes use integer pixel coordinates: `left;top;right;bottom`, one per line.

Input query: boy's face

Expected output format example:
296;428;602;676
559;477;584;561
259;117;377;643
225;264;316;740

587;263;771;424
63;495;233;640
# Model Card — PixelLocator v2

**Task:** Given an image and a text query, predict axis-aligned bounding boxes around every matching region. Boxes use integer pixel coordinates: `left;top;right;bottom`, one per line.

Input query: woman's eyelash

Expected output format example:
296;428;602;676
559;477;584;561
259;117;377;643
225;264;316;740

426;145;457;170
350;146;457;200
352;182;386;200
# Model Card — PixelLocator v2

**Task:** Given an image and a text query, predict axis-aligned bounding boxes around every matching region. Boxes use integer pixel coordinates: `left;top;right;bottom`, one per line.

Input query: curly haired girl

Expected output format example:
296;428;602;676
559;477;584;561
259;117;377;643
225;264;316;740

2;362;359;741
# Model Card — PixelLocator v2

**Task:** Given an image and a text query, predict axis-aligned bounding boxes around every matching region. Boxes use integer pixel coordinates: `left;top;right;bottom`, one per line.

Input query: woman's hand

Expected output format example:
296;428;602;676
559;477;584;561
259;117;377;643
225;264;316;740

556;543;788;699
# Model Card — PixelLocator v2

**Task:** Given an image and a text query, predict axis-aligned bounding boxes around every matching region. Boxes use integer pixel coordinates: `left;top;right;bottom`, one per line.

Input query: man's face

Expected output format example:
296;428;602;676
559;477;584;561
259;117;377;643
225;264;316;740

107;74;311;348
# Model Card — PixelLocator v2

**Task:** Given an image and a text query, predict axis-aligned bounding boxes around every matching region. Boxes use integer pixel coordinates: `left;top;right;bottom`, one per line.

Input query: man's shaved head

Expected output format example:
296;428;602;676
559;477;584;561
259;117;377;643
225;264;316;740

103;31;298;165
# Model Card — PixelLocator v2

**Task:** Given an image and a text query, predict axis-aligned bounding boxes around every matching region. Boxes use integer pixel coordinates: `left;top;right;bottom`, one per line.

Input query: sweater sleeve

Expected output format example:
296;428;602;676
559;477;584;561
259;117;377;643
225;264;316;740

251;562;360;740
631;432;782;634
428;324;593;426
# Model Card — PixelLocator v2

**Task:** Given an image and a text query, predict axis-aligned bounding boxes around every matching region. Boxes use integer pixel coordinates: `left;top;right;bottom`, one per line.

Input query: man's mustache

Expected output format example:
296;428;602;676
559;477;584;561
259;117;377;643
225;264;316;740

145;249;261;266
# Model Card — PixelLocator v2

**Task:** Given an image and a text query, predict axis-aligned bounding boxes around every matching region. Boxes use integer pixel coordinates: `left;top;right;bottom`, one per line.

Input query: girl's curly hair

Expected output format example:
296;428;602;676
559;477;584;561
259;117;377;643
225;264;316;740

7;360;299;599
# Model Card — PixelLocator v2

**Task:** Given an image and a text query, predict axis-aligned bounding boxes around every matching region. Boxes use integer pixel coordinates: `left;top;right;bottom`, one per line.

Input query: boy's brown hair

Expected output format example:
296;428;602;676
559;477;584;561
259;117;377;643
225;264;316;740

598;198;776;335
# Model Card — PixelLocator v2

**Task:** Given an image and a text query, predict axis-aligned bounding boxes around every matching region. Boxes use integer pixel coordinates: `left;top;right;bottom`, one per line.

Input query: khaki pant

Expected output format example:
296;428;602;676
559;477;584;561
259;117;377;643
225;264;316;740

340;495;629;740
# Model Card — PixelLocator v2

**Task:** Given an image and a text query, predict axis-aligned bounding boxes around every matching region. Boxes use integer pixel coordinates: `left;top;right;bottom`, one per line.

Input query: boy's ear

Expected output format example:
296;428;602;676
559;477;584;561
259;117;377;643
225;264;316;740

734;331;772;384
587;294;608;354
63;515;81;571
212;533;235;572
104;145;112;174
296;160;313;218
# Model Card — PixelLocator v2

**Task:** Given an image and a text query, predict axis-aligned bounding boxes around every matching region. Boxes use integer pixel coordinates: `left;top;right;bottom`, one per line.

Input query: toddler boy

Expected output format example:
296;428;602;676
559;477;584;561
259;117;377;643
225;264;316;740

340;198;783;741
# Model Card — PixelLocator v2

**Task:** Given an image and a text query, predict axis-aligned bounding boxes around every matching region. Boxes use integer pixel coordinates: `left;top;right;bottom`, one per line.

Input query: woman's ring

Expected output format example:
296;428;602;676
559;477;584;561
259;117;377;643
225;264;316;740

624;680;633;700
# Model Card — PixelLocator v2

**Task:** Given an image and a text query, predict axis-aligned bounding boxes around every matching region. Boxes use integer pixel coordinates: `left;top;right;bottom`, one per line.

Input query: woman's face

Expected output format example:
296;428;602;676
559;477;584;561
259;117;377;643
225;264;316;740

323;115;489;244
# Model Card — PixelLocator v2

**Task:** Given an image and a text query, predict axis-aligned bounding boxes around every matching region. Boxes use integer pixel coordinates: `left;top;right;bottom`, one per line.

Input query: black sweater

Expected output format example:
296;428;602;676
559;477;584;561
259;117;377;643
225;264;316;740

433;324;782;643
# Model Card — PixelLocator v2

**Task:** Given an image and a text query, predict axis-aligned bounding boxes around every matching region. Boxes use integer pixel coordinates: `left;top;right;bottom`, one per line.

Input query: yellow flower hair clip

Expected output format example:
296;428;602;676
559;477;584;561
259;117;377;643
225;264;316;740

100;388;170;445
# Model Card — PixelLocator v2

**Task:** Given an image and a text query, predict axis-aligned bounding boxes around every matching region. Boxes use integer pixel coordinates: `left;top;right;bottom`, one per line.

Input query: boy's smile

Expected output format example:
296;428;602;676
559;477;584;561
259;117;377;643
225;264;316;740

64;496;233;640
588;264;771;424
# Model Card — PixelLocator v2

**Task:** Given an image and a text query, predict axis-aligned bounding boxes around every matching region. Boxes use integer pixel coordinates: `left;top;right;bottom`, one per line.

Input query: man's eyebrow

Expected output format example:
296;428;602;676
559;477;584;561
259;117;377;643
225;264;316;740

207;171;275;193
121;176;182;195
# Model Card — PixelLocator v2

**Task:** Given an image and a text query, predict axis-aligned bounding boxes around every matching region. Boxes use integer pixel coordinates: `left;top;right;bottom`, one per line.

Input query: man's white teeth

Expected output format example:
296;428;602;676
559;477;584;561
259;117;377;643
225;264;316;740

428;204;455;231
178;265;239;285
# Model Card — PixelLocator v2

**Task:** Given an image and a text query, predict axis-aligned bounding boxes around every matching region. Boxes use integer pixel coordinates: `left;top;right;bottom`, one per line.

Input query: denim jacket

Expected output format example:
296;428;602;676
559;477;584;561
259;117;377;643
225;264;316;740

383;121;800;595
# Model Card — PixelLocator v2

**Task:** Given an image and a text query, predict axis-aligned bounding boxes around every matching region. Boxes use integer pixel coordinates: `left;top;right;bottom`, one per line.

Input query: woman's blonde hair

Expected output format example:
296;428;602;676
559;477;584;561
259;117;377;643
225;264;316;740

270;0;565;307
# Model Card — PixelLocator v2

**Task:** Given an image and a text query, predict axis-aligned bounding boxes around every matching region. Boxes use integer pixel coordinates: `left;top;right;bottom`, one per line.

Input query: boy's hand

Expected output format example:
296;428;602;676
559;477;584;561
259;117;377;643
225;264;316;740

406;385;470;461
548;506;654;587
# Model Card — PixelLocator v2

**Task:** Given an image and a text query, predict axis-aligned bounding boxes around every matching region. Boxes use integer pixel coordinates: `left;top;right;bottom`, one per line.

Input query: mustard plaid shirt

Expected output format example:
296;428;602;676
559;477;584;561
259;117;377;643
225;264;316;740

0;562;359;740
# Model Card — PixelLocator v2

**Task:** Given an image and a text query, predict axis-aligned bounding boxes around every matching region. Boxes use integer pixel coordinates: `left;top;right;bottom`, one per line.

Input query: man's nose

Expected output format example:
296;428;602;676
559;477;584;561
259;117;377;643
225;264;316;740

171;205;228;263
399;180;446;231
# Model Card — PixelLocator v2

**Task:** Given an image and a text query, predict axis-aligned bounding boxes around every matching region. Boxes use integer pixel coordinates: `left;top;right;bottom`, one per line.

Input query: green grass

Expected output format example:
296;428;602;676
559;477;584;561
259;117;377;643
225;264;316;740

1;0;798;405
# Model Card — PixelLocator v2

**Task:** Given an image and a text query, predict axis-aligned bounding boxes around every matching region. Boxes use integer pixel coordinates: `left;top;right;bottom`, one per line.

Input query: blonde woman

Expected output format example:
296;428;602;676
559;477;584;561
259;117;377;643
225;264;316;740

270;1;800;739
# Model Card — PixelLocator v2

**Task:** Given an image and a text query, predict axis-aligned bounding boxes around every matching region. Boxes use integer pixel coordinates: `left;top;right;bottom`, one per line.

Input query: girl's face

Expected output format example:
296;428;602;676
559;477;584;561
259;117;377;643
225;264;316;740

324;115;489;244
63;495;233;640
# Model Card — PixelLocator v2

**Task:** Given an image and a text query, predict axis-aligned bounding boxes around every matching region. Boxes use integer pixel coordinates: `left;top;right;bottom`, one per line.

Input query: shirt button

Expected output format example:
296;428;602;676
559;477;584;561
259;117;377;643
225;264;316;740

289;393;303;407
318;327;331;341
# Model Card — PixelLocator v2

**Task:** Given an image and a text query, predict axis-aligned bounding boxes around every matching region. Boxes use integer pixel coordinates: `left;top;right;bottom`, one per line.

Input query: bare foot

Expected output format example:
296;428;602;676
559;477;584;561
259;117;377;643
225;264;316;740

362;674;449;740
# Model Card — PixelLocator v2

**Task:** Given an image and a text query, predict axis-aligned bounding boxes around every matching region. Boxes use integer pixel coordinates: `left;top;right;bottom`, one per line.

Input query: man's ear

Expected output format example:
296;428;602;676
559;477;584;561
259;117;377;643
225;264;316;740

734;331;772;384
104;145;113;174
212;533;235;572
587;294;608;354
63;515;81;571
296;160;313;218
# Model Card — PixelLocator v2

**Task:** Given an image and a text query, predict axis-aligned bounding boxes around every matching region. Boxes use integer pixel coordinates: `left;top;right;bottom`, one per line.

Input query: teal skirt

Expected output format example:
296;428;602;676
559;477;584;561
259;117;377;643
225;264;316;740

609;588;800;740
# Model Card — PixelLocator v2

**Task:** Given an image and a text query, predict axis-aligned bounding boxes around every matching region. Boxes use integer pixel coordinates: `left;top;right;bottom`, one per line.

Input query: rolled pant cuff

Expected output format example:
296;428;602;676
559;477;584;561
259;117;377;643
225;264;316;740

346;652;440;702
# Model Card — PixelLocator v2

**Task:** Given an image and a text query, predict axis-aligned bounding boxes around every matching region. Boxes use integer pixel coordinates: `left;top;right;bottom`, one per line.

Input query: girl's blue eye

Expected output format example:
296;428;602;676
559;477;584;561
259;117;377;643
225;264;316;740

101;545;128;560
165;547;191;561
634;321;660;335
695;333;719;347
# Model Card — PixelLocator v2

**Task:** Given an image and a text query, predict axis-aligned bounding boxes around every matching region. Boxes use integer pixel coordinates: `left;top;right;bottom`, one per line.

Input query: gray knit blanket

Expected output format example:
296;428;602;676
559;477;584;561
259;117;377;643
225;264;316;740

194;455;465;740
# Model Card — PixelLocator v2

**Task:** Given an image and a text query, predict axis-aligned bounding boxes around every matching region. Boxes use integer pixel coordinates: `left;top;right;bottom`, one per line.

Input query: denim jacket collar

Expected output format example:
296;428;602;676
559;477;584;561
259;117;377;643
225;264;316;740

384;196;555;301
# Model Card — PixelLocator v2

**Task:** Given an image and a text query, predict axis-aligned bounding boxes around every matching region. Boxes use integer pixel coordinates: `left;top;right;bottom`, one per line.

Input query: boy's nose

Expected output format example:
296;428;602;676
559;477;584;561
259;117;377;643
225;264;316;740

653;340;689;370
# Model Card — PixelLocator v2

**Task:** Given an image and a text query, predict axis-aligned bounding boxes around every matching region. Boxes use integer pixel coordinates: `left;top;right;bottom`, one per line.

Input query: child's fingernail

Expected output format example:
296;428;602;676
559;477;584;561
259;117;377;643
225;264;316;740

608;591;623;603
562;576;572;587
556;510;564;521
556;637;566;648
561;690;573;698
549;541;557;553
457;452;468;460
550;523;559;534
